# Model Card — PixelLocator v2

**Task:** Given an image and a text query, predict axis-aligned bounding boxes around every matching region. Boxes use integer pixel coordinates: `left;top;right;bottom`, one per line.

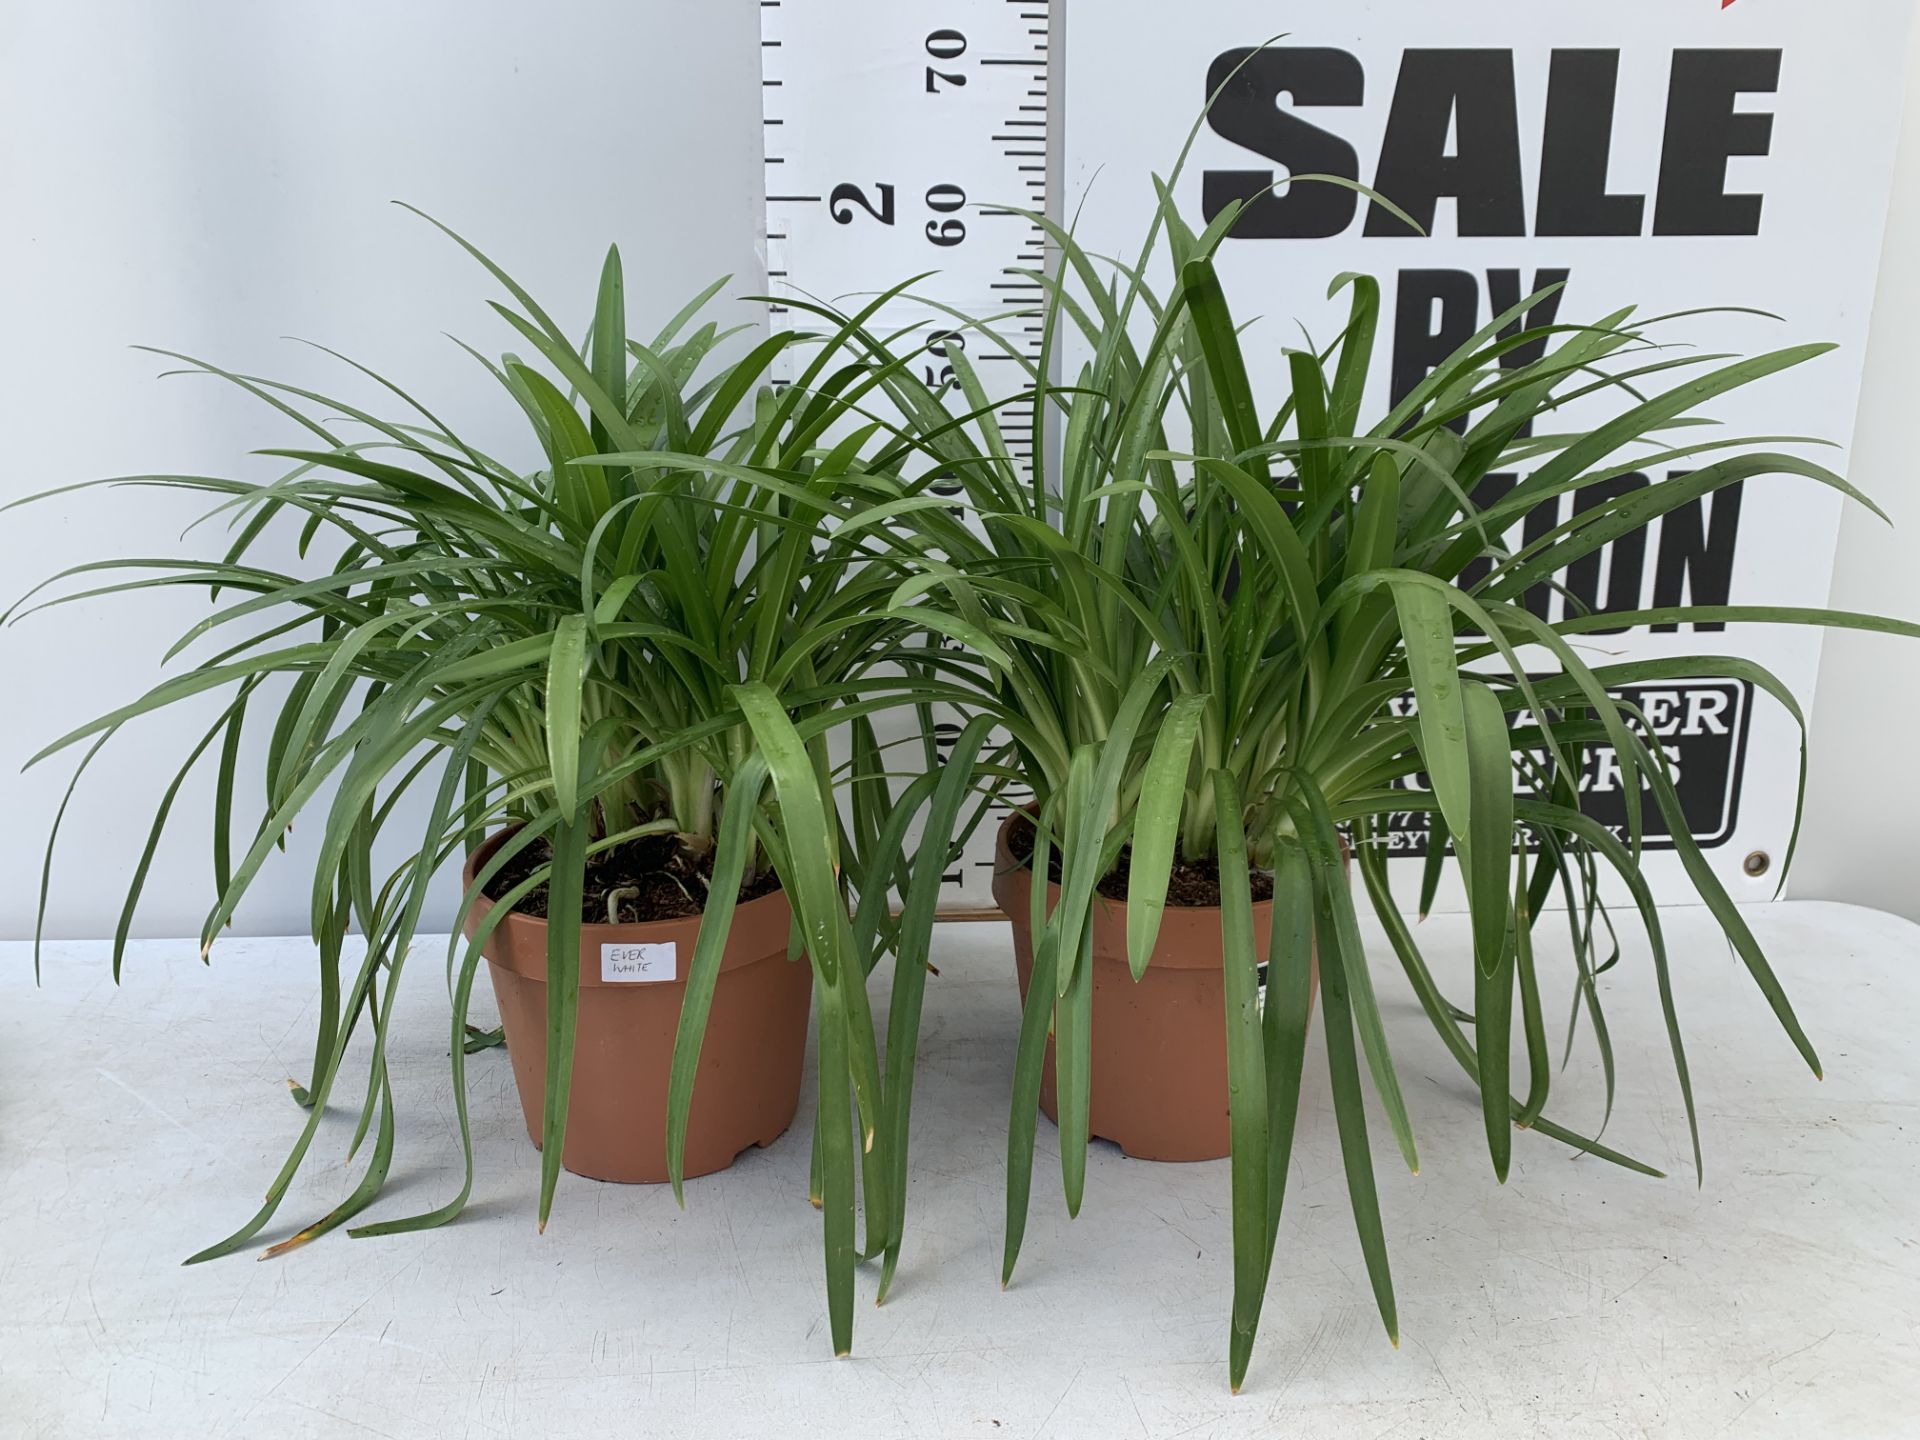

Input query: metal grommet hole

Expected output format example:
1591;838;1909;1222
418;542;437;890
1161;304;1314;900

1743;850;1771;878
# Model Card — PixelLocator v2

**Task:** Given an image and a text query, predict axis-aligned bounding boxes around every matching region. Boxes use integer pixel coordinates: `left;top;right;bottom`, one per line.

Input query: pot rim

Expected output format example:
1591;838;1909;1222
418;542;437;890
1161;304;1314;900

461;823;794;941
991;806;1275;919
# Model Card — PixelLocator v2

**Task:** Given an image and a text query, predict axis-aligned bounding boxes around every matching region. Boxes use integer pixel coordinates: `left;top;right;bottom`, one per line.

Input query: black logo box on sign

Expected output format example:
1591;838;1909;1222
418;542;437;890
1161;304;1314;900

1381;678;1756;854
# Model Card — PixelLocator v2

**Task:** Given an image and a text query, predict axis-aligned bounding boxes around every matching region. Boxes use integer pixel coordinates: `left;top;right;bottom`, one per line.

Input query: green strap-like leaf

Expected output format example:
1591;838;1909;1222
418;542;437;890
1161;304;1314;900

536;816;588;1232
1288;777;1418;1173
665;755;771;1202
1263;835;1317;1259
1181;258;1267;479
1354;828;1663;1177
1393;581;1470;848
1054;746;1098;1216
1003;805;1059;1288
1049;659;1178;998
814;979;857;1356
1316;883;1398;1347
731;681;887;1356
1460;679;1515;982
1630;733;1823;1079
544;614;589;820
1125;694;1207;978
1473;907;1517;1183
1512;870;1551;1129
876;715;995;1300
1213;770;1270;1392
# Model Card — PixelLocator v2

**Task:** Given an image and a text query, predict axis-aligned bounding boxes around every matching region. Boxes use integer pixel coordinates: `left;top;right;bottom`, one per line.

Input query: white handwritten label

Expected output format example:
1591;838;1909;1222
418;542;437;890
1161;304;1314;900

600;941;677;984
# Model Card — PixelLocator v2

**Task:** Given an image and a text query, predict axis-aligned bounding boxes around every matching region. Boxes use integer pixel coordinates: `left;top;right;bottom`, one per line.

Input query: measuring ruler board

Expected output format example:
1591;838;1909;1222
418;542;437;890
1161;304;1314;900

759;0;1054;910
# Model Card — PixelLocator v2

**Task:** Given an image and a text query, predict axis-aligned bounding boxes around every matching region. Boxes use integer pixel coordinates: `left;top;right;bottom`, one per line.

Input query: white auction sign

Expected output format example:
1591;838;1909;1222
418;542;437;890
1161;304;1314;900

765;0;1912;910
1059;0;1912;908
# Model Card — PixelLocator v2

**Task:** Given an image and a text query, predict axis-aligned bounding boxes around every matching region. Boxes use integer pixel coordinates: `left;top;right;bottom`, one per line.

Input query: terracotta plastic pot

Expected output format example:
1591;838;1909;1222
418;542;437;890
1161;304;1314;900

989;811;1317;1162
463;828;811;1184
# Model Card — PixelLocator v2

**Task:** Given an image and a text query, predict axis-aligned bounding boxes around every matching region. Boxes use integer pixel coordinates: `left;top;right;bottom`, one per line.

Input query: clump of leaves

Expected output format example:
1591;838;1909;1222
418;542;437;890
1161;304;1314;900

824;156;1920;1387
8;214;981;1355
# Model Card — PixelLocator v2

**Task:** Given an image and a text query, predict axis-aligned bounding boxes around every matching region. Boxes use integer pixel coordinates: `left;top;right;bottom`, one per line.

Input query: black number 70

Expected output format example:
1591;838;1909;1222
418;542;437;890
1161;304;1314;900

926;29;966;92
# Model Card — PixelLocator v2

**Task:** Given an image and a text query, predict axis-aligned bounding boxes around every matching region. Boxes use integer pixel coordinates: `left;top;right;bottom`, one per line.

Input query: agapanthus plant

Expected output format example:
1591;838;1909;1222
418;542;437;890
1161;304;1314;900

815;170;1920;1388
9;216;982;1355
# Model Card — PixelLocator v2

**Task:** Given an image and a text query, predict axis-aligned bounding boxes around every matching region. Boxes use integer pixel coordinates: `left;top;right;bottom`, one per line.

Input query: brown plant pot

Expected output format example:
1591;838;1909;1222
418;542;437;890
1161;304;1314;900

989;811;1318;1162
463;828;811;1184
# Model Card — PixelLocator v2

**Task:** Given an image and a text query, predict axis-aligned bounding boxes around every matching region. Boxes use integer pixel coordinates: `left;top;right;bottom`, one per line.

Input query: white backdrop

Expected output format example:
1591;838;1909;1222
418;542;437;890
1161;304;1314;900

0;0;770;940
3;0;1917;940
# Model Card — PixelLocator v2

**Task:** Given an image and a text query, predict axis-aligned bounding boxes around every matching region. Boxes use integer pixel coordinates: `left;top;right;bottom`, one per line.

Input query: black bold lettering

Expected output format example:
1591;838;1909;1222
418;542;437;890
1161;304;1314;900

1391;270;1480;431
1460;474;1558;621
1537;51;1646;236
1202;48;1364;238
1485;269;1571;438
1367;51;1526;238
1564;473;1651;632
1485;269;1571;371
1652;476;1745;630
1653;50;1779;236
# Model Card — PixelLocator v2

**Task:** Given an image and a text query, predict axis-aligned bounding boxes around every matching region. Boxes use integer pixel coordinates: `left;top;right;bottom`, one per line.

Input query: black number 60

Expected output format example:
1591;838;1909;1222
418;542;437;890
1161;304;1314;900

924;184;967;246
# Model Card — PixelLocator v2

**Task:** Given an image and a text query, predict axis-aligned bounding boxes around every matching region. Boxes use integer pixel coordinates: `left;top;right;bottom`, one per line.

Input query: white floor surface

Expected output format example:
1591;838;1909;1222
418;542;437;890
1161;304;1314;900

3;902;1917;1438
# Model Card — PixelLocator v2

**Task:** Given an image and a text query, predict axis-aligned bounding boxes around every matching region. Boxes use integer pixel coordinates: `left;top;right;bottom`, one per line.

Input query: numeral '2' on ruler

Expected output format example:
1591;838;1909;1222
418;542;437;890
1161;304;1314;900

758;0;1054;483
